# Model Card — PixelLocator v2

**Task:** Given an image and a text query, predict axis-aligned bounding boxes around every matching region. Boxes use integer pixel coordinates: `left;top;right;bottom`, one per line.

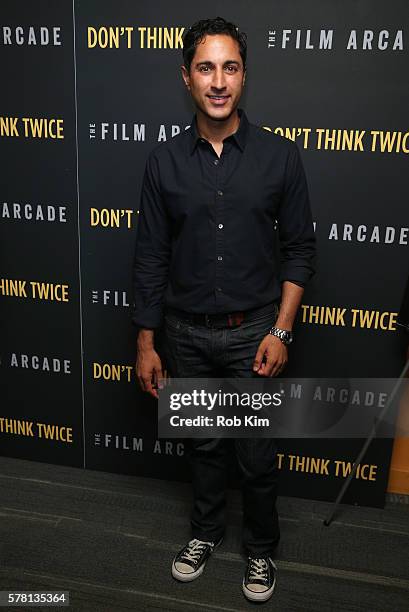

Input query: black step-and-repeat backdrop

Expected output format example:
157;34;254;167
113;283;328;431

1;0;408;507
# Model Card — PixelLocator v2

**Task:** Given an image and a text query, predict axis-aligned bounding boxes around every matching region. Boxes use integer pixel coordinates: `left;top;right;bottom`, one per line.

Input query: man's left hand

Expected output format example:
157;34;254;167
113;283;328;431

253;335;288;377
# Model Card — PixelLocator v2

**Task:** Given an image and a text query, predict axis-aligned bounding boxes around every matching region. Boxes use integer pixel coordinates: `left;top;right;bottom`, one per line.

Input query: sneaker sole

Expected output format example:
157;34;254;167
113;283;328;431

171;538;223;583
242;576;276;602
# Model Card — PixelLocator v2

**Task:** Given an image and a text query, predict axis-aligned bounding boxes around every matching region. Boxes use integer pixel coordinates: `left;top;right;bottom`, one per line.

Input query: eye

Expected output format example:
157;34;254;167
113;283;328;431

198;65;211;72
225;65;238;73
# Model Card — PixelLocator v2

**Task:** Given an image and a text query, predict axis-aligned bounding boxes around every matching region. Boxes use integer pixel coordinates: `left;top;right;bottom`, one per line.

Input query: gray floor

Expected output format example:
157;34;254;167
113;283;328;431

0;457;408;612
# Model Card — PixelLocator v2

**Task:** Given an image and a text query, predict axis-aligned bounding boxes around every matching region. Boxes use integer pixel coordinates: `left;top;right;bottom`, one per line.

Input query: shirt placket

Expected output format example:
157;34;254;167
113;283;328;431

214;150;225;303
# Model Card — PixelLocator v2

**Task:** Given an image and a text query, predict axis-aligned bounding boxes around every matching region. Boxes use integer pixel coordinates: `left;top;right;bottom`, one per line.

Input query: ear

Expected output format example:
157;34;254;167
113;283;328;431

242;69;246;86
181;65;190;90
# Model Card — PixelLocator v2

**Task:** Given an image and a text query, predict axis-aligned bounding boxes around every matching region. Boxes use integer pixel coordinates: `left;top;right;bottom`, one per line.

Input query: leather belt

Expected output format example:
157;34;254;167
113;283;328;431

165;302;278;329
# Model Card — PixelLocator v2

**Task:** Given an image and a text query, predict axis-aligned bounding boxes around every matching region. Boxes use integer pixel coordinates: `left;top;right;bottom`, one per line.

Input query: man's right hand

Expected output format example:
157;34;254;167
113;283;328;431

136;329;163;399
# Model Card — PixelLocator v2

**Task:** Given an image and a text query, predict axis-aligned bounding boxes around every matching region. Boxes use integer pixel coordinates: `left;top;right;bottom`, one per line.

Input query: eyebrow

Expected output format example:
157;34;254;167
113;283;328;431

195;60;241;67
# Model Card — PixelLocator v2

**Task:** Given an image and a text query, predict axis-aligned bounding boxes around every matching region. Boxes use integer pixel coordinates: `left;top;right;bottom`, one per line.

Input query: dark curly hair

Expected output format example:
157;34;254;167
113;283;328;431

182;17;247;73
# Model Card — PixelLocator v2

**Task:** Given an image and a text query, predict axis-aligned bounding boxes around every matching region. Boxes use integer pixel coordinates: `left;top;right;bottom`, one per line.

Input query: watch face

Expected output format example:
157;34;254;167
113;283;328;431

284;332;293;345
270;328;293;344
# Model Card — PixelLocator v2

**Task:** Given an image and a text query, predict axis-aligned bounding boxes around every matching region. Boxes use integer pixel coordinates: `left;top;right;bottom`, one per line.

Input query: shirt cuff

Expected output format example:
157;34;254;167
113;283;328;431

280;262;315;288
131;304;163;330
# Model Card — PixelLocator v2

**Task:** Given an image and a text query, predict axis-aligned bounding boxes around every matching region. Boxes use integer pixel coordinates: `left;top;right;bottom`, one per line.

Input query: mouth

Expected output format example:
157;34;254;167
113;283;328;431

206;94;230;106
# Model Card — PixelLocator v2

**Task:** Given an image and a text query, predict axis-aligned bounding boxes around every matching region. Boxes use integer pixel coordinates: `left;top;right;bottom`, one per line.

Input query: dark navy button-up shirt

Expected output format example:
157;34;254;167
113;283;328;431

132;109;315;330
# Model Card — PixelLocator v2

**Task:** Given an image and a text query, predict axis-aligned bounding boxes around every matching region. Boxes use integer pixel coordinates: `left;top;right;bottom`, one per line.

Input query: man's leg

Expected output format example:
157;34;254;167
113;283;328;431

235;438;280;557
162;311;228;545
222;304;281;558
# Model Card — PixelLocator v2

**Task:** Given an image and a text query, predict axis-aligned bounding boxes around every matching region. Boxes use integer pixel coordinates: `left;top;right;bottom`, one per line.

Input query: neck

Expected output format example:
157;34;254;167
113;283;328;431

196;110;240;146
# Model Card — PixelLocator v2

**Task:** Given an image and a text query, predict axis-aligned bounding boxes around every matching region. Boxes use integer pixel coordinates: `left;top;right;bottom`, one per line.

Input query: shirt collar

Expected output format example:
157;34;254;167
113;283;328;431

188;108;248;155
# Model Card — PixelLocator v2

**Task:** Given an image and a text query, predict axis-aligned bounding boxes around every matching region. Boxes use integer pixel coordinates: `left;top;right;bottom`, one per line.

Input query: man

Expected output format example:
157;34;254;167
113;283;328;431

132;17;315;603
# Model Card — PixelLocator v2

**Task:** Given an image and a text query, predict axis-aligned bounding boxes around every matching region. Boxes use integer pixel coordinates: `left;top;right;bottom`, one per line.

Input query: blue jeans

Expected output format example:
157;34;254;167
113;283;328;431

162;301;281;557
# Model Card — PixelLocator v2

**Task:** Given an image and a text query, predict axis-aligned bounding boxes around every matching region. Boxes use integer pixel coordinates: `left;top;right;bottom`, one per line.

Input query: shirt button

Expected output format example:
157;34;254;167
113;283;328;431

217;190;223;196
217;256;223;261
214;159;219;165
216;287;222;292
218;224;223;229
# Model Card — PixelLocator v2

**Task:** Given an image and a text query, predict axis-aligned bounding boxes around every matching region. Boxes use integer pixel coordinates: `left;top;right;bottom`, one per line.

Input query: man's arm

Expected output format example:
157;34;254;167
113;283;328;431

253;281;304;376
136;329;163;399
277;142;316;288
253;143;315;377
132;152;171;398
275;281;304;331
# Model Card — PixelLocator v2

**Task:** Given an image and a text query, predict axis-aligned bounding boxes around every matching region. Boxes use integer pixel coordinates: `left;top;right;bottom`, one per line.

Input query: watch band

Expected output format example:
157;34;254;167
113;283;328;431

269;326;293;345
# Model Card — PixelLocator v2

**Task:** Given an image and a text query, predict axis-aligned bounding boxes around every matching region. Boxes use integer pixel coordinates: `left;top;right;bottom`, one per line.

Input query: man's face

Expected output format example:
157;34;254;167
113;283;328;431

182;34;246;122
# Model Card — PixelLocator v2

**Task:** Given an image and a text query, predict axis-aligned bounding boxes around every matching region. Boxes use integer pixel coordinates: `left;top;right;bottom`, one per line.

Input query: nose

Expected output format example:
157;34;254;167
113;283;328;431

211;66;226;91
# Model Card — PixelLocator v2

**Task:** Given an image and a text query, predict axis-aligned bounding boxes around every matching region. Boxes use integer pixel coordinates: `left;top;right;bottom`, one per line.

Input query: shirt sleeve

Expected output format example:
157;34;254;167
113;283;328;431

277;142;316;287
131;151;171;330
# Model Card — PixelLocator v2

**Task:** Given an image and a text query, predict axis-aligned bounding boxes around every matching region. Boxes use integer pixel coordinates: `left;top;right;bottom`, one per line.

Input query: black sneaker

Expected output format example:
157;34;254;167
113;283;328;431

171;537;222;582
242;556;277;602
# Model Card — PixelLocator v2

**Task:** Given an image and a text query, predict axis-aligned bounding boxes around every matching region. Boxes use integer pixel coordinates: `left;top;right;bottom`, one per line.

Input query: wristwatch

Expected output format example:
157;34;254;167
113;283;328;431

269;326;293;345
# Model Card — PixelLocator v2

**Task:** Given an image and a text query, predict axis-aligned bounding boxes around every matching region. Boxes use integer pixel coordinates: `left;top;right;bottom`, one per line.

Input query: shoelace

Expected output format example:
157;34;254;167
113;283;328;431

248;558;269;581
181;539;214;564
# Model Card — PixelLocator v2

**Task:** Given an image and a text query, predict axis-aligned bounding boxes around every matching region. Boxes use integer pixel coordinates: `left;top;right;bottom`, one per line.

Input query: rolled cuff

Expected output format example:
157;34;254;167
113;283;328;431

131;303;163;330
280;261;315;288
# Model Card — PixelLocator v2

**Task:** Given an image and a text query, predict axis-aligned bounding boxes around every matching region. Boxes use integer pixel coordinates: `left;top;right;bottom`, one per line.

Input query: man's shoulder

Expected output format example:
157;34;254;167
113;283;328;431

247;119;296;154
